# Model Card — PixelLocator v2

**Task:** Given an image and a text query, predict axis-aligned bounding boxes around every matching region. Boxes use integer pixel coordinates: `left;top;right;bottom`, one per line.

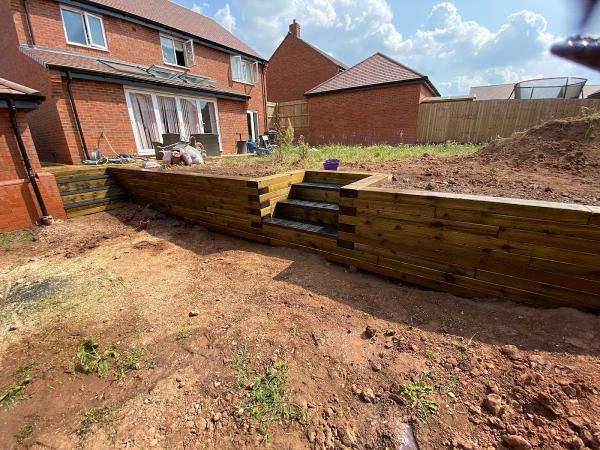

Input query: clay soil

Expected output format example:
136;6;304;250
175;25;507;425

1;206;599;450
197;116;600;206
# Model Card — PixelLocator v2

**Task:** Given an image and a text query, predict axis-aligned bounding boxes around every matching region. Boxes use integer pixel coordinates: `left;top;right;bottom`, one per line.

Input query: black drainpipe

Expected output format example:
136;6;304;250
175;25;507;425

7;99;52;224
23;0;36;45
65;71;90;161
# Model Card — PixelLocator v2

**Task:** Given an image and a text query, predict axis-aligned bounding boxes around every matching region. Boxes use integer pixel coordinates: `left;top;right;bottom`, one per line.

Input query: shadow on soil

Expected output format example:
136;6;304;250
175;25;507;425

108;204;600;358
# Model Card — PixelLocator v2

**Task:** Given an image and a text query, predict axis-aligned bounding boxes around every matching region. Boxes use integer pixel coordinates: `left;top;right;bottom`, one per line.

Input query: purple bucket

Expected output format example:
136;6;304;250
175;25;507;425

323;159;340;171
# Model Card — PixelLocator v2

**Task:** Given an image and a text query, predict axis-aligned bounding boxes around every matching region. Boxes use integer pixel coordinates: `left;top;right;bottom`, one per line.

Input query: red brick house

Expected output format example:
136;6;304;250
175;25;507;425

267;20;347;103
0;78;65;232
305;53;439;146
1;0;268;164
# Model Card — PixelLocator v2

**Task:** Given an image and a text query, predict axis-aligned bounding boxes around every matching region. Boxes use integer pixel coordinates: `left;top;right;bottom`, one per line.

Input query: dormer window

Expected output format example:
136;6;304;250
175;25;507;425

160;35;195;68
231;56;258;85
61;7;107;50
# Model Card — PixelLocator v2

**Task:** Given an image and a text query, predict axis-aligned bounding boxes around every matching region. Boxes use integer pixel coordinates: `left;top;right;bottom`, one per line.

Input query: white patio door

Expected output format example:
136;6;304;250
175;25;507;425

247;110;259;142
125;89;221;155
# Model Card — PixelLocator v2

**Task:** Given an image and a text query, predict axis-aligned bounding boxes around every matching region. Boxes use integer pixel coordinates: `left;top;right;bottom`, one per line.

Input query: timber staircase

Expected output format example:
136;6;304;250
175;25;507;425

48;166;127;218
263;181;342;240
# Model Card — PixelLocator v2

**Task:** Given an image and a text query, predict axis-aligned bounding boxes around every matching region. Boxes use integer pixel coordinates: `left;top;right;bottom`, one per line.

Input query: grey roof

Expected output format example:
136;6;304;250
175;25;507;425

19;46;249;100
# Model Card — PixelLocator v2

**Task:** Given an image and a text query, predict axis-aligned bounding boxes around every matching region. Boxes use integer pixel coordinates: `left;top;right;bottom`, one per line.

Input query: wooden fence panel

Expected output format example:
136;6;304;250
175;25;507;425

267;100;309;130
416;98;600;143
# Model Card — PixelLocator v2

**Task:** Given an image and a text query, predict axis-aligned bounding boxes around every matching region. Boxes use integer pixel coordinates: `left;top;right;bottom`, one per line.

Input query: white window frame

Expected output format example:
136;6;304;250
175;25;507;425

60;6;108;51
247;110;259;142
124;87;221;155
231;56;258;85
160;34;196;68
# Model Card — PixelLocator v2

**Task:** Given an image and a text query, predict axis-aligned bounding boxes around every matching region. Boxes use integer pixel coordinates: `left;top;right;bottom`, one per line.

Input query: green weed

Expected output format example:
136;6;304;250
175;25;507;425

76;339;119;376
398;379;438;422
16;419;35;443
0;232;12;250
0;364;34;409
232;341;251;388
74;405;116;448
243;361;306;441
175;330;192;341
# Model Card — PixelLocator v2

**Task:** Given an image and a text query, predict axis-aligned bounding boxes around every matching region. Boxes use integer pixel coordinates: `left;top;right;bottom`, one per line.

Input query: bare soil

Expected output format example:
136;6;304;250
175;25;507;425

1;206;599;449
197;116;600;205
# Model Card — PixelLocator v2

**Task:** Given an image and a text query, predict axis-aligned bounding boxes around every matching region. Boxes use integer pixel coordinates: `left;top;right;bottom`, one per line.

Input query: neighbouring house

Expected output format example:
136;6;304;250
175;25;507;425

267;20;347;103
470;80;600;100
1;0;268;164
0;78;65;232
304;53;439;146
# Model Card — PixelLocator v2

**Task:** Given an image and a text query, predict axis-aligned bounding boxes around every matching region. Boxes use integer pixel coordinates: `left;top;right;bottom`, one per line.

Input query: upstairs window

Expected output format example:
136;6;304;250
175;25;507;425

231;56;258;85
160;36;195;67
61;7;107;50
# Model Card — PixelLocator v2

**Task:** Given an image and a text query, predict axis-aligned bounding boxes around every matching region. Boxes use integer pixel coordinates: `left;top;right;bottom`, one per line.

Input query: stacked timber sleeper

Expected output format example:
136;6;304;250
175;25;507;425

52;166;127;218
263;171;371;240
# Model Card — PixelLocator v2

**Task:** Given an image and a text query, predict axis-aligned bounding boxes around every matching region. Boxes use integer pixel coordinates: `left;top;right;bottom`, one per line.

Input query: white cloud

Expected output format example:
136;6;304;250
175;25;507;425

190;3;203;14
215;4;237;32
199;0;600;95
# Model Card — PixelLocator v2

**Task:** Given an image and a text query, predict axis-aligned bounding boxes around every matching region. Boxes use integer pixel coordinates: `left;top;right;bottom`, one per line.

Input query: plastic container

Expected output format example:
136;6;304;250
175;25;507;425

246;141;255;153
323;159;340;171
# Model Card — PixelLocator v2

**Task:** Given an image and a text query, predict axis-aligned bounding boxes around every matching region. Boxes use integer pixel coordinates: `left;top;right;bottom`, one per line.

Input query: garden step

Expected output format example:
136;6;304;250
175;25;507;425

275;199;339;225
291;182;341;203
263;217;337;239
293;182;341;191
63;194;127;210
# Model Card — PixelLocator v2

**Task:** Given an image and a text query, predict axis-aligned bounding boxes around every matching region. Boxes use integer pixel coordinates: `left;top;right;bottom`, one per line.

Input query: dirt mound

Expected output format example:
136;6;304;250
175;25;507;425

475;116;600;175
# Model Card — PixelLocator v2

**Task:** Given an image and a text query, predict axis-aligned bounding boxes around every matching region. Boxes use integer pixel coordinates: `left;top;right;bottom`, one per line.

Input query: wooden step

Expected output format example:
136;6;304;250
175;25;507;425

58;177;116;193
66;200;128;218
56;173;111;184
275;199;339;224
61;186;125;205
263;217;337;238
63;194;127;211
291;182;341;203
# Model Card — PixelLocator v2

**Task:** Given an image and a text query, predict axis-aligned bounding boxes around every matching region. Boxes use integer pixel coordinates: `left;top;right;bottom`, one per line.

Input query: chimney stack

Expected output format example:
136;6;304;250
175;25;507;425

289;19;300;38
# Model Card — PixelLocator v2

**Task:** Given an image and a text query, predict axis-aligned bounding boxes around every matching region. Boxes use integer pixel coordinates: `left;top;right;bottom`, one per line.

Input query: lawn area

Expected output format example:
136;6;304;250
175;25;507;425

206;142;481;172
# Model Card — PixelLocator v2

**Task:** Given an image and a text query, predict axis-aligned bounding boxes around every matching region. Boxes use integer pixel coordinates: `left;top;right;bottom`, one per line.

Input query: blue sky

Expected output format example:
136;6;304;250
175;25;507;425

177;0;600;95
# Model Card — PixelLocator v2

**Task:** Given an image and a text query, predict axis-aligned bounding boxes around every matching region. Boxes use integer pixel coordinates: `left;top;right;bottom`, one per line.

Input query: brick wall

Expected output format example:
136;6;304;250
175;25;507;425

0;109;66;232
267;34;343;103
1;0;267;161
306;83;432;146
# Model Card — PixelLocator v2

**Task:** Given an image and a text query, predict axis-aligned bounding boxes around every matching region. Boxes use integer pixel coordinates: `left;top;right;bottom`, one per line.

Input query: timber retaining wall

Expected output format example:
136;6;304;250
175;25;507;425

109;167;600;313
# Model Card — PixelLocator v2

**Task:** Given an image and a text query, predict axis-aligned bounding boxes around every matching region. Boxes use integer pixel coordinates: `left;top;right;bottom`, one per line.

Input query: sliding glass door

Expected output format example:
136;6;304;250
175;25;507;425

125;89;221;155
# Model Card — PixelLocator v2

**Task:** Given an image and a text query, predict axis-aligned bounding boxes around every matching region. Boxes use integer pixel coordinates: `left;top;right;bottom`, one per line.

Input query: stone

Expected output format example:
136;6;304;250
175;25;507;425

483;393;504;416
370;361;382;372
501;345;523;361
189;310;199;317
502;434;532;450
361;387;376;403
364;325;377;339
390;393;405;405
338;427;357;447
8;324;18;331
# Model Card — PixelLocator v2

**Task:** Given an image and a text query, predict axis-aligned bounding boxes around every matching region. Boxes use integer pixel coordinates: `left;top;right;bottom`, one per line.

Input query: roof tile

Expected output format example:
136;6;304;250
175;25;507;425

85;0;262;59
19;46;248;99
0;78;41;96
305;53;429;95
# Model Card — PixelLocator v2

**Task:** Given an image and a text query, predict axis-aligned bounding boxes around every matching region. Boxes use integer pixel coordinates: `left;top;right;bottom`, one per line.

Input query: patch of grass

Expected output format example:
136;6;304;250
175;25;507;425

0;364;34;409
242;361;306;441
74;405;116;448
76;339;119;377
116;346;155;378
232;341;251;388
16;419;35;443
209;142;481;173
398;379;439;423
175;330;192;341
0;232;12;250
